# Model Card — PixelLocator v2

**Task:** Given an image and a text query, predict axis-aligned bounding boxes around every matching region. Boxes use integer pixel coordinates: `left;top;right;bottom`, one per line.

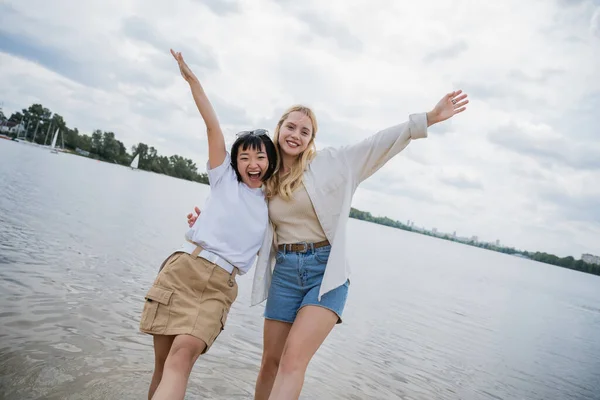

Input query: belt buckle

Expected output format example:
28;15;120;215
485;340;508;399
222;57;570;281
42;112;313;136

296;242;309;253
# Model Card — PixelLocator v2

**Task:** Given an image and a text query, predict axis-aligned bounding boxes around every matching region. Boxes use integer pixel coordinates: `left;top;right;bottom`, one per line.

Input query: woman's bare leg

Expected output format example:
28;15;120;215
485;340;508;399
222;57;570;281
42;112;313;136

268;306;338;400
151;334;207;400
254;319;292;400
148;335;175;400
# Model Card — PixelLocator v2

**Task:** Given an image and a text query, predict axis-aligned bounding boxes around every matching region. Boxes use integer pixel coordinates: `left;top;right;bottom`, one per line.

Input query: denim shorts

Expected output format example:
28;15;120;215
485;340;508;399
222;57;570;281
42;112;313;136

264;245;349;324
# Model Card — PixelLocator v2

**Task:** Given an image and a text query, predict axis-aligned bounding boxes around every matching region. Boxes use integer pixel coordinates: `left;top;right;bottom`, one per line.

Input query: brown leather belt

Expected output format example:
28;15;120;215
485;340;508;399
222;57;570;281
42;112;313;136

277;240;330;253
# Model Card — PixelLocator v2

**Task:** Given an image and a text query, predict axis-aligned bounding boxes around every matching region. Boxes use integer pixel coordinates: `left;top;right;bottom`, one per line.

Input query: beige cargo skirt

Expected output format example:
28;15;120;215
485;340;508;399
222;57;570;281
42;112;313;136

139;249;238;354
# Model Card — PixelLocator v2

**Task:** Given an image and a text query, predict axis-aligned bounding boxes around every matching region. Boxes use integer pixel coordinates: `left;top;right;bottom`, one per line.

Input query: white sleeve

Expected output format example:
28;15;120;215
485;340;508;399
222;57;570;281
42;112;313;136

206;152;235;187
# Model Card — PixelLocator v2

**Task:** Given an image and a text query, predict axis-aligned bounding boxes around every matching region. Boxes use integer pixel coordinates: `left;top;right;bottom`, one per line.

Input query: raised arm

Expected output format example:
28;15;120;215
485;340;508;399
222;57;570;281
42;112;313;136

171;49;226;169
340;90;468;184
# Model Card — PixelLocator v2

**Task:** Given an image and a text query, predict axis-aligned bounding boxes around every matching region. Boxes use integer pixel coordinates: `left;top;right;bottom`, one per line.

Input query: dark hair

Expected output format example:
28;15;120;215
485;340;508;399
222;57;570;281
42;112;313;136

230;130;278;183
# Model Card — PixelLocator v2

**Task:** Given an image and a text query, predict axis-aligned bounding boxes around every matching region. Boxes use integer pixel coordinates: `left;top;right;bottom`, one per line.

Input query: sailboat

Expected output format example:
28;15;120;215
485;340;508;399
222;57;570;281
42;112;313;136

130;153;139;170
50;128;59;154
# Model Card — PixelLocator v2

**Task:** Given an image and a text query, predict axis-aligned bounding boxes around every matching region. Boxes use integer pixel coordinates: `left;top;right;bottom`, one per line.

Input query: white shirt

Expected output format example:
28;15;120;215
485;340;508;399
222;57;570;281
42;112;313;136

251;113;429;305
184;153;268;275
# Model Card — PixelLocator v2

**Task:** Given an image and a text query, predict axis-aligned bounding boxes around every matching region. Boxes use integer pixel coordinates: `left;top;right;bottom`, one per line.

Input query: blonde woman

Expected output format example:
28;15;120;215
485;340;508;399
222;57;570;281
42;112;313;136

187;90;469;399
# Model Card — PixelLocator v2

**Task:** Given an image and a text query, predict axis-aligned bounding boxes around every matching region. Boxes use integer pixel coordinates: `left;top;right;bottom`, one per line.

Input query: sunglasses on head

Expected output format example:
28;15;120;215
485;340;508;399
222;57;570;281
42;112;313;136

236;129;269;138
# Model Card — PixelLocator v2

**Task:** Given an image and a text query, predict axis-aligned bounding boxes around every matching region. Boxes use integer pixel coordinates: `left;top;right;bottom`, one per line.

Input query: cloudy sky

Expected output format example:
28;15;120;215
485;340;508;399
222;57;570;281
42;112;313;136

1;0;599;258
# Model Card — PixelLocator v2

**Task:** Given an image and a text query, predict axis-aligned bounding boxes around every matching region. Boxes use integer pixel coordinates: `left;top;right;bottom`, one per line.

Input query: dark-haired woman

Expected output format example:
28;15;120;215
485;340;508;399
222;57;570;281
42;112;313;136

138;49;278;400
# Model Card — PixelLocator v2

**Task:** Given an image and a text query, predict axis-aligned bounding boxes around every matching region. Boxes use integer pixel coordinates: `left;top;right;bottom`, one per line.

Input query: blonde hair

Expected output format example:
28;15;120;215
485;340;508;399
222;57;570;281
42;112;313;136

265;105;318;200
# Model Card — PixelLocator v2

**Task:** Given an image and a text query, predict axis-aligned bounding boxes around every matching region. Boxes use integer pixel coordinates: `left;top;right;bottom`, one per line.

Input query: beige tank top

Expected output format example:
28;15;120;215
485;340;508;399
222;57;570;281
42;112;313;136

269;183;327;245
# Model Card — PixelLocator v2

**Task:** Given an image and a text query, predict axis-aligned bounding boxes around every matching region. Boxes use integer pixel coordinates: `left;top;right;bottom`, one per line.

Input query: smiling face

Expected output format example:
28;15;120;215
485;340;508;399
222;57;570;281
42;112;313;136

277;111;314;160
264;105;317;199
236;142;269;189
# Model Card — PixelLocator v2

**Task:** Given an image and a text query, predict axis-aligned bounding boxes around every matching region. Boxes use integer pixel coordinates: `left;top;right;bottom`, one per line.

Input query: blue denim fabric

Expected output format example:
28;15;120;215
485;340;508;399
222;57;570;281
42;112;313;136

264;245;349;324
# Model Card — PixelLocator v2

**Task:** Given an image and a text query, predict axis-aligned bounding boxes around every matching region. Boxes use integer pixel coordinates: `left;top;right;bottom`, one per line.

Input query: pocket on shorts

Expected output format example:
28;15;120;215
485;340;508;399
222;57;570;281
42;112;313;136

158;252;184;273
220;307;229;331
275;250;286;264
208;306;230;347
314;247;331;264
140;285;173;332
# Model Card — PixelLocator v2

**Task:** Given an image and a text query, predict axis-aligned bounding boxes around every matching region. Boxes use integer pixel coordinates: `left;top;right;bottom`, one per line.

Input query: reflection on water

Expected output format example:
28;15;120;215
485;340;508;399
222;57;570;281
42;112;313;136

1;141;599;400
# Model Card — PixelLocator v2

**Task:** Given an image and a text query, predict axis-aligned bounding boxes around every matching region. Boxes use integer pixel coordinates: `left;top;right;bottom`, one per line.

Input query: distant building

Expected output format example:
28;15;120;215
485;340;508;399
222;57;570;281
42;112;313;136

495;239;501;247
582;254;600;265
471;236;478;243
0;121;11;133
76;147;90;157
0;121;25;135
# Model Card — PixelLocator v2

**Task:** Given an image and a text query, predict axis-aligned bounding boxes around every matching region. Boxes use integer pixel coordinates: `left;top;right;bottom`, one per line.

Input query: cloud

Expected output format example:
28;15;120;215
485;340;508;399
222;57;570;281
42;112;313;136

540;189;600;224
488;122;600;170
120;16;219;71
360;176;439;205
439;174;484;190
191;0;240;15
0;12;175;90
551;91;600;143
297;10;363;51
274;1;363;51
0;31;91;87
423;41;468;63
592;7;600;37
557;0;589;6
508;68;564;84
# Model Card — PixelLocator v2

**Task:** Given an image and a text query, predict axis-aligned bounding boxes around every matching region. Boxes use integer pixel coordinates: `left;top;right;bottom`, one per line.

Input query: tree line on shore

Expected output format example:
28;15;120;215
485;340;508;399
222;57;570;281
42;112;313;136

349;208;600;277
2;103;208;184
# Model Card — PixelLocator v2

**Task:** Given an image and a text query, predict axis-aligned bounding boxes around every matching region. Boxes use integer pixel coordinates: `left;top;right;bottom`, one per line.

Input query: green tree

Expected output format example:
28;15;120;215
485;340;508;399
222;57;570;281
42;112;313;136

8;111;23;124
170;155;194;180
46;114;67;145
101;131;121;162
64;128;80;150
23;104;52;144
155;155;173;175
115;140;130;165
91;130;103;153
78;134;92;152
131;142;149;168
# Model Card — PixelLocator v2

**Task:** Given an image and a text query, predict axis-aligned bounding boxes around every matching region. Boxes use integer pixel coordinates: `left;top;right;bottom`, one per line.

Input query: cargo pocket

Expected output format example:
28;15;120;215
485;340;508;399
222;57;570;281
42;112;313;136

207;306;229;351
140;285;173;332
220;307;229;331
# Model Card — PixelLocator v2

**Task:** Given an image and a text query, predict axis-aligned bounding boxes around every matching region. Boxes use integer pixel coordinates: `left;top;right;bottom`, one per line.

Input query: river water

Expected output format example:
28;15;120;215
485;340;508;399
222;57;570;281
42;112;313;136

1;140;599;399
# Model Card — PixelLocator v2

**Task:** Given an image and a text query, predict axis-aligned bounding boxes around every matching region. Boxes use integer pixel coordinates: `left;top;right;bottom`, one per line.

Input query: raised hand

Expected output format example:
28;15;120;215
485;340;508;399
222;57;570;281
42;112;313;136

170;49;199;84
186;206;201;228
426;90;469;126
170;49;225;168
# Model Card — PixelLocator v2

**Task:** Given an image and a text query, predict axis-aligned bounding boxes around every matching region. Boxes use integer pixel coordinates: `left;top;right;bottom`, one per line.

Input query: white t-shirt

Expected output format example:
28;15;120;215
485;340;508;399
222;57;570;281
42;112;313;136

182;153;268;275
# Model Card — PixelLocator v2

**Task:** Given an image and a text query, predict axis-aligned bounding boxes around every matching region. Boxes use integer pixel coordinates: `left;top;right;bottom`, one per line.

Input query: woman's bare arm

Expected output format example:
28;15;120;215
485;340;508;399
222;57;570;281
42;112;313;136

171;49;226;169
